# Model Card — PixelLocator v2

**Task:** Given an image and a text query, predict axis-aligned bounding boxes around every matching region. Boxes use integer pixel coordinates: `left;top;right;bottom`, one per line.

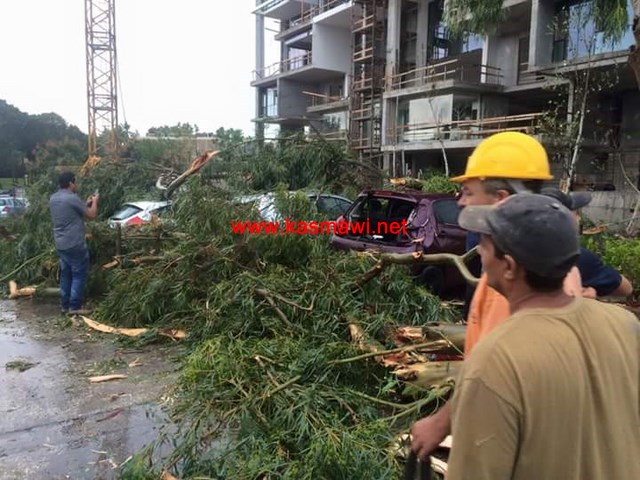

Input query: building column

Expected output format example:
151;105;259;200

529;0;554;68
416;0;430;69
385;0;402;81
255;13;265;140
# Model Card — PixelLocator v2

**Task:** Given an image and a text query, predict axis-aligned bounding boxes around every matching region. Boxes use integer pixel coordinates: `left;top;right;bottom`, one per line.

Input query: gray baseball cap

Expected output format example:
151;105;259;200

459;193;580;277
540;187;592;211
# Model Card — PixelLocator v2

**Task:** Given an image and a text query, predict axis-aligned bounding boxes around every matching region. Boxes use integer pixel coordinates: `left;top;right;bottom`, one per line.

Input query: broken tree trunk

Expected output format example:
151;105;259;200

161;150;219;200
355;248;479;289
8;281;59;299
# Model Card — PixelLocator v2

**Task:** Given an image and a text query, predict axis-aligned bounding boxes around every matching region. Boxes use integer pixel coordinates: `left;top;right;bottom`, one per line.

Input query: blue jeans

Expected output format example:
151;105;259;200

58;245;90;311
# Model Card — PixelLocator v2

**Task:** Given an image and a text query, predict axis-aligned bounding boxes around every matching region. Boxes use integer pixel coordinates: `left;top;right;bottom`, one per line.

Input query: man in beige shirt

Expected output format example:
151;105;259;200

445;193;640;480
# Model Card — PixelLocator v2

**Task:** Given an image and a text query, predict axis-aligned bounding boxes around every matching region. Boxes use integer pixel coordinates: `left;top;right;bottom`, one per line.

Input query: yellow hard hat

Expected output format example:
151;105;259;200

451;132;553;183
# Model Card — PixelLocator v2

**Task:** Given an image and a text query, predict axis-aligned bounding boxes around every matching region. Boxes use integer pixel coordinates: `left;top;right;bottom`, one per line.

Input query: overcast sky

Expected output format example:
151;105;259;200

0;1;279;137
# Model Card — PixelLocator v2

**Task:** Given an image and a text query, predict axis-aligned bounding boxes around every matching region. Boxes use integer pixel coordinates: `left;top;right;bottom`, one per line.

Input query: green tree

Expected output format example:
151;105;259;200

146;122;196;137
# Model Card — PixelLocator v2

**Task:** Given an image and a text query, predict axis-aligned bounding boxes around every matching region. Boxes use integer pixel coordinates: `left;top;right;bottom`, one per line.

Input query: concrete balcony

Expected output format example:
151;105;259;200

252;52;314;85
304;91;349;114
276;0;351;40
254;0;316;20
384;113;544;151
385;52;502;97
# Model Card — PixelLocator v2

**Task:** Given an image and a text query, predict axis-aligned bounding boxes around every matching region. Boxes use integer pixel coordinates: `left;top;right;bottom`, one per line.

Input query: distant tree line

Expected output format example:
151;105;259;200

0;100;86;178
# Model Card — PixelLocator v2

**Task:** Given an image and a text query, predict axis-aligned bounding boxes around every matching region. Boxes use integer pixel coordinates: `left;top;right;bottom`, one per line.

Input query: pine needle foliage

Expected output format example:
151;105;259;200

111;178;457;479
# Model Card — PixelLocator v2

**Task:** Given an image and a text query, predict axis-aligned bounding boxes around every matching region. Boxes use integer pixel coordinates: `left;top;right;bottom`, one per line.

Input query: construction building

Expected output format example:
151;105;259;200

252;0;640;225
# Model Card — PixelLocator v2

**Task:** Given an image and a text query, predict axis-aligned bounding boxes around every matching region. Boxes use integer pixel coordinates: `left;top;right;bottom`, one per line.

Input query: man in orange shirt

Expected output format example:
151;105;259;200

410;132;583;459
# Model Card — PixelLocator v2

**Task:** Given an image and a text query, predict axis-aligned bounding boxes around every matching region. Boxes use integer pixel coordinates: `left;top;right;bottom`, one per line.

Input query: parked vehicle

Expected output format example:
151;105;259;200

0;196;28;218
330;190;466;295
235;192;352;222
108;200;172;228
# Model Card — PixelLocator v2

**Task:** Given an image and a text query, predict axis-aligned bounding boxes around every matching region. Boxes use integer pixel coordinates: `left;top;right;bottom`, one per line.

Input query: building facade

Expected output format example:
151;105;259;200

253;0;640;224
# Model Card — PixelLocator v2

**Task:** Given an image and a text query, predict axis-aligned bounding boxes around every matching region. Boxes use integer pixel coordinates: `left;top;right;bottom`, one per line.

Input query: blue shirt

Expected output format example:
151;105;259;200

578;247;622;297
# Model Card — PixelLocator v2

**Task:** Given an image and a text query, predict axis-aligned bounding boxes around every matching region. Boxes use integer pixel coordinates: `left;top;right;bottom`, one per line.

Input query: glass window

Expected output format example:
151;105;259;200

260;88;278;117
433;199;460;225
111;205;142;221
553;0;634;62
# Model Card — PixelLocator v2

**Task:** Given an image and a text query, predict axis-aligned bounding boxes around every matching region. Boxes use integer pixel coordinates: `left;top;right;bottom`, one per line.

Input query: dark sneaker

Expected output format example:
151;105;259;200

67;308;92;316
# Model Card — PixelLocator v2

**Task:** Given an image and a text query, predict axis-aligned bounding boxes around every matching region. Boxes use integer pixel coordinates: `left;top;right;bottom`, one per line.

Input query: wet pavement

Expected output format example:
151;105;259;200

0;300;180;479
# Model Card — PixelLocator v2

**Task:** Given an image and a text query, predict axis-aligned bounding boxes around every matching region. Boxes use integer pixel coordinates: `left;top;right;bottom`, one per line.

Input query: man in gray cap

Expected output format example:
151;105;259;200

445;193;640;480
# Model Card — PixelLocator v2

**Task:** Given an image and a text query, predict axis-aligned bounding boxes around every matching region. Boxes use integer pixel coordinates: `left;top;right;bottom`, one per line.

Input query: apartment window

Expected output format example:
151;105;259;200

427;2;483;61
328;83;344;98
452;95;479;121
260;88;278;118
322;112;347;132
552;0;634;62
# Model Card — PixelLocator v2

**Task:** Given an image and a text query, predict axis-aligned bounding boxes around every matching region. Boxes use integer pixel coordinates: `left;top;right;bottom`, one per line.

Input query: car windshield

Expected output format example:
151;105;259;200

315;196;352;219
346;196;416;243
111;205;143;220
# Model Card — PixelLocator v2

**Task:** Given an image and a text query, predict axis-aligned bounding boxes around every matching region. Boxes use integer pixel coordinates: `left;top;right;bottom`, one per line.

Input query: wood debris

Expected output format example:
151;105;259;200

81;316;187;339
89;374;128;383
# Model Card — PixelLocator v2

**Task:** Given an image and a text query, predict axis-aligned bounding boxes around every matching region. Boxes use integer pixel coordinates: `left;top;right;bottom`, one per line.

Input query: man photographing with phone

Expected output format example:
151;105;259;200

49;171;99;315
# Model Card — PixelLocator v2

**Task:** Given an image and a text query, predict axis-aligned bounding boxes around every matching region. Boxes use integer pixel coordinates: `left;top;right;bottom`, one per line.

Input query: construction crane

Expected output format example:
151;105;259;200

83;0;119;173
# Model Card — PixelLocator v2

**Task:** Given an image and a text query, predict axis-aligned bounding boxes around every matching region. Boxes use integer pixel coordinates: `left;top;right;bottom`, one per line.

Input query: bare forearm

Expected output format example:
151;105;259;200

411;401;452;460
85;199;98;219
612;275;633;297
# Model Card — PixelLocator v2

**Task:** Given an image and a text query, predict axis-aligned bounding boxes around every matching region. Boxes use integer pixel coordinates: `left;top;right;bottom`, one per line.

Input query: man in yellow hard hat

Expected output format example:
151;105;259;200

410;131;583;460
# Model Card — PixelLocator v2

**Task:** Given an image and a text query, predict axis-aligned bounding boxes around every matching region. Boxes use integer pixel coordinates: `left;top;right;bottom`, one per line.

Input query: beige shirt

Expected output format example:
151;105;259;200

448;298;640;480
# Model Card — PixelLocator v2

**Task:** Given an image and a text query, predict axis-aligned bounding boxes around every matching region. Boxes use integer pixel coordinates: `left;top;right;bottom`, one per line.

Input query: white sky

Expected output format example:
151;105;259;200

0;1;280;137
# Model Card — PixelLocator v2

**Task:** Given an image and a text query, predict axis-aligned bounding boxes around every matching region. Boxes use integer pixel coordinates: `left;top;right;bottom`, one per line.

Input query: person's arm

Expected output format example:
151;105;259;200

84;194;99;219
446;378;519;480
611;275;633;297
410;401;451;461
578;247;631;297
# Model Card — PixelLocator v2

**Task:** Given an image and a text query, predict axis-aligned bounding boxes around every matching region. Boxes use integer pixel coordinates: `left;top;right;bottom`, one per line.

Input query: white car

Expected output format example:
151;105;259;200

108;200;172;228
234;192;352;222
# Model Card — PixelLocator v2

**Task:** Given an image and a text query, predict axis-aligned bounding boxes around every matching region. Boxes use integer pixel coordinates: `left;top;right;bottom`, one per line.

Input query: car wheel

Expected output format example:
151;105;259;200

417;266;445;296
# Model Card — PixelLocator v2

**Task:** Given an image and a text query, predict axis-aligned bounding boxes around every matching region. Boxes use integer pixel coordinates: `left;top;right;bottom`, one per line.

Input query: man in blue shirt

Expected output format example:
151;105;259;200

49;172;99;314
541;188;633;298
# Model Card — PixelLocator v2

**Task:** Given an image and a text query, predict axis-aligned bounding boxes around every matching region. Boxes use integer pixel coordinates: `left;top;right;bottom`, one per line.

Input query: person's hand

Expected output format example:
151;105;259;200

411;414;448;462
581;286;597;299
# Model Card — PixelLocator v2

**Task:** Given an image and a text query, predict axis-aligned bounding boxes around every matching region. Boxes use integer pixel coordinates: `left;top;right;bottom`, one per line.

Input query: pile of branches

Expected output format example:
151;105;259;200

91;181;463;479
0;140;467;479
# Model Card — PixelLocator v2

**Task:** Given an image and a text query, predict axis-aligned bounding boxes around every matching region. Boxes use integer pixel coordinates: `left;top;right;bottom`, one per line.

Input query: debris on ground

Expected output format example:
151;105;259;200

89;374;128;383
5;359;39;372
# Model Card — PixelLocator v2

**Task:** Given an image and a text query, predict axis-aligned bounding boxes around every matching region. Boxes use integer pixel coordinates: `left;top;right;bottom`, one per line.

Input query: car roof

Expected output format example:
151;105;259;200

235;192;352;203
357;190;456;201
121;200;171;209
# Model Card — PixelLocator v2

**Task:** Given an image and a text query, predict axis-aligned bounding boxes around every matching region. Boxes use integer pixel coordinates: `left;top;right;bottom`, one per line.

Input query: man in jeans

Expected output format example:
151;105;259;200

49;172;99;315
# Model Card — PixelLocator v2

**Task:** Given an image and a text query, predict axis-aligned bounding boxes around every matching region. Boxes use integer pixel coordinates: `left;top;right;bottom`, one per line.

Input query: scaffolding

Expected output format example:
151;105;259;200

349;0;387;166
84;0;118;162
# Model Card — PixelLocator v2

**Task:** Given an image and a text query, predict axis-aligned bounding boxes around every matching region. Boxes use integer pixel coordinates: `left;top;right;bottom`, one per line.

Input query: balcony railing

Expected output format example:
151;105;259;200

388;57;502;90
312;129;348;142
302;90;346;107
387;113;543;144
252;51;313;81
279;0;350;36
255;0;288;14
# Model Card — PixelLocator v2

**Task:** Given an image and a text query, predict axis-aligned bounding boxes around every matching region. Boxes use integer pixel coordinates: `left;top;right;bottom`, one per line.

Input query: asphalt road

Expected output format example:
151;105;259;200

0;300;179;480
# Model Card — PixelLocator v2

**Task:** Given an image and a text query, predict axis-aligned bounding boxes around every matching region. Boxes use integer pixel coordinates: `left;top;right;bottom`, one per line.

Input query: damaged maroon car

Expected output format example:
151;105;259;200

330;190;467;295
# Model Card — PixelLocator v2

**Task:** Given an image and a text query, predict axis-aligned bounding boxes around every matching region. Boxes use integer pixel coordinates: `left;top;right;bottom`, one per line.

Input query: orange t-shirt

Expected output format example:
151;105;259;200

464;267;584;356
464;274;510;356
